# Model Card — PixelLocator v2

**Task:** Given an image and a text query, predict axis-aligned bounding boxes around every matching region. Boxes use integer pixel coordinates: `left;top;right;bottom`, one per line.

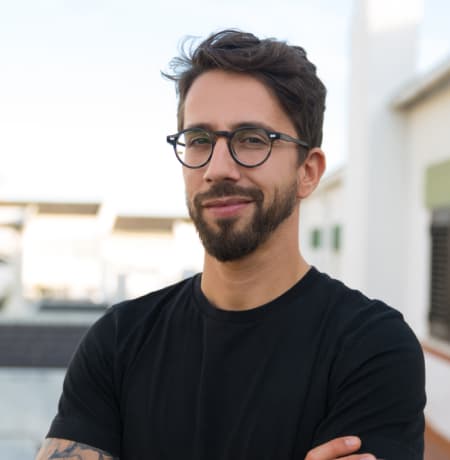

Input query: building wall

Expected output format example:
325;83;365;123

342;0;422;315
402;81;450;338
399;82;450;438
300;170;345;280
102;220;203;302
22;213;103;301
424;349;450;440
4;205;205;309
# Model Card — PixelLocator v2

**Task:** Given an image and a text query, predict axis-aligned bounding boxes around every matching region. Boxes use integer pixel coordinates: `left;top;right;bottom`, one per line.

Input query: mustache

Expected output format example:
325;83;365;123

193;182;264;207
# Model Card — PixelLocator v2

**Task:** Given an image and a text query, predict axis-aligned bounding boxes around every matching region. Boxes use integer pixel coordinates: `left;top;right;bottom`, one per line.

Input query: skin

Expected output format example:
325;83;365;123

36;70;376;460
35;438;118;459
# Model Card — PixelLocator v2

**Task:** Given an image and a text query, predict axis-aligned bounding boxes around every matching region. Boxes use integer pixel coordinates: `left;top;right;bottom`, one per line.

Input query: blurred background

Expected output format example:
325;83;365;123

0;0;449;458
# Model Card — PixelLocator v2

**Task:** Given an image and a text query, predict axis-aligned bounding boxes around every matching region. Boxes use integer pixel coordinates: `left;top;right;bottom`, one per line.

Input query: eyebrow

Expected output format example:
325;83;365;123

184;121;276;132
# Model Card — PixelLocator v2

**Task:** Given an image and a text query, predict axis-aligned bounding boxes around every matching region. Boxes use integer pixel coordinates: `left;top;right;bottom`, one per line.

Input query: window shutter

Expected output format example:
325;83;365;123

429;208;450;342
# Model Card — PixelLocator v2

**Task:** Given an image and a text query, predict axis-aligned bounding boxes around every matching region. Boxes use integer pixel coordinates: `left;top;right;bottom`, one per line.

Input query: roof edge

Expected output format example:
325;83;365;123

392;55;450;110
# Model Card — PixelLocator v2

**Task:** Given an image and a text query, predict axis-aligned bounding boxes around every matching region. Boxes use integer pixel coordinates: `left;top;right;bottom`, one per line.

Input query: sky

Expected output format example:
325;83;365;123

0;0;449;216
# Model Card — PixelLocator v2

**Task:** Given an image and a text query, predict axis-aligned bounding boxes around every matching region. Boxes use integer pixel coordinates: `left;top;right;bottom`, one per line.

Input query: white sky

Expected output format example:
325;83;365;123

0;0;449;216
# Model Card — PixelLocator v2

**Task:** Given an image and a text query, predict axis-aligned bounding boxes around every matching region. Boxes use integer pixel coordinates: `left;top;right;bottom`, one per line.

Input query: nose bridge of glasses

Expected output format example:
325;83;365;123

211;130;234;154
212;130;233;142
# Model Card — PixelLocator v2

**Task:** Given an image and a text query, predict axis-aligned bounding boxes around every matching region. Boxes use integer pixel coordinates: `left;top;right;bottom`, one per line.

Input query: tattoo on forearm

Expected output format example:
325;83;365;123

46;440;119;459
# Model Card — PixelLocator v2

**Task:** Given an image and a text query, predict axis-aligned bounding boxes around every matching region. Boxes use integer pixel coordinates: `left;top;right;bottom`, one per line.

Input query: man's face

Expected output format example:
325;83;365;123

182;70;302;262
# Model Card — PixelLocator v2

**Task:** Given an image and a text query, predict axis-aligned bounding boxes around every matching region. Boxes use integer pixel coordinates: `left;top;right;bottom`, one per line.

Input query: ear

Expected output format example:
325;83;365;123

297;148;326;199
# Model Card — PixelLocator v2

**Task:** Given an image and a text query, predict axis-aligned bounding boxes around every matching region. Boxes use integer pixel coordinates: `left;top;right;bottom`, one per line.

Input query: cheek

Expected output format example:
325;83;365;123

183;171;201;200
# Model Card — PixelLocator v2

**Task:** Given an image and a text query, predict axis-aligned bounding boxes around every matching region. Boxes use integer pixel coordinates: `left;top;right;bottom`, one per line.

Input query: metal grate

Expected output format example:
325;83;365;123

429;208;450;342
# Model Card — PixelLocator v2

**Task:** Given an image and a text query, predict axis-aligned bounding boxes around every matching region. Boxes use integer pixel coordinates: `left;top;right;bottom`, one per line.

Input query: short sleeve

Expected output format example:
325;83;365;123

47;308;121;457
312;303;426;460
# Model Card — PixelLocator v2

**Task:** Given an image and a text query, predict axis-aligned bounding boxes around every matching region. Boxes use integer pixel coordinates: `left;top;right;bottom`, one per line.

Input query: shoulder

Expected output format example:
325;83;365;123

64;275;200;399
77;275;199;360
94;275;198;331
310;268;407;333
314;269;424;388
309;268;424;374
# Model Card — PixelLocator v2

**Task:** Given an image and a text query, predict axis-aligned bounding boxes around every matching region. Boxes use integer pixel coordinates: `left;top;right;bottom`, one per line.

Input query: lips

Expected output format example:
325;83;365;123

192;183;264;220
201;196;254;218
202;197;253;209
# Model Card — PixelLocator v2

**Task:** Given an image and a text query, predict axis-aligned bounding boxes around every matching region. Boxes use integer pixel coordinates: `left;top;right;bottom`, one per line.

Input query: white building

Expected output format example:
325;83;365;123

0;200;203;314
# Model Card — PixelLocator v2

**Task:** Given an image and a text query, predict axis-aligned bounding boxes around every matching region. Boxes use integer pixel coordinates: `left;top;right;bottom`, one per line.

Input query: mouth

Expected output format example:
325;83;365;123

201;196;254;218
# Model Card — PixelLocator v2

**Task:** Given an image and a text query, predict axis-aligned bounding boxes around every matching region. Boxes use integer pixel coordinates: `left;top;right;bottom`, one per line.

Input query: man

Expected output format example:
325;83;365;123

37;30;425;460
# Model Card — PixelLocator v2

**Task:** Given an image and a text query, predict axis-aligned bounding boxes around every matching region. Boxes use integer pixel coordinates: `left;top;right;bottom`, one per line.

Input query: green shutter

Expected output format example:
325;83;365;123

332;225;342;251
311;228;322;249
426;159;450;209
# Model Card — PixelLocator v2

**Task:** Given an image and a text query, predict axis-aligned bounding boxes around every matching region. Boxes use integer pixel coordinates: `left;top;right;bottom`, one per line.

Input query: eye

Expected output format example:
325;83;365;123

243;136;265;144
192;137;210;146
235;129;270;147
184;133;211;148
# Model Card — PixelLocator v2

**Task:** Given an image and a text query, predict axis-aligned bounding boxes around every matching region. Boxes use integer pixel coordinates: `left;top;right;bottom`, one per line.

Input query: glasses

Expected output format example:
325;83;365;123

166;126;309;169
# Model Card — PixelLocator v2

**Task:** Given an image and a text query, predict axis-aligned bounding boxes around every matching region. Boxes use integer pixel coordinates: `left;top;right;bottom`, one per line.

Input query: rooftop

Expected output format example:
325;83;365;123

392;55;450;109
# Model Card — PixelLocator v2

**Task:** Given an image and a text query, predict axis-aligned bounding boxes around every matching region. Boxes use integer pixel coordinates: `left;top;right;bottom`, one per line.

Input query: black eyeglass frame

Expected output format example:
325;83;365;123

166;126;310;169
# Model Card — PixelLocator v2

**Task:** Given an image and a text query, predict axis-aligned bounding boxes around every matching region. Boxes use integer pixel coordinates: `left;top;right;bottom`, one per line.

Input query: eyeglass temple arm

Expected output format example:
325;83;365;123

275;133;310;149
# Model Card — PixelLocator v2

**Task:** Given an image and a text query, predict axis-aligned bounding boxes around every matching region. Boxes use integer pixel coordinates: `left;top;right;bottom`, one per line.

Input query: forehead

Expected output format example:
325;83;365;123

182;70;294;132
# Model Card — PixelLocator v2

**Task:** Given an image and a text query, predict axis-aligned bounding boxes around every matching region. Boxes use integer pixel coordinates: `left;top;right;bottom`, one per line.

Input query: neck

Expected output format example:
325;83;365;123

200;217;310;311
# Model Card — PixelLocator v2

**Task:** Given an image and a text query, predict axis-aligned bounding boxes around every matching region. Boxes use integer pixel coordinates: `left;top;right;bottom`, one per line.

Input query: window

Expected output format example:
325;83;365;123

332;225;342;252
429;208;450;342
311;228;322;249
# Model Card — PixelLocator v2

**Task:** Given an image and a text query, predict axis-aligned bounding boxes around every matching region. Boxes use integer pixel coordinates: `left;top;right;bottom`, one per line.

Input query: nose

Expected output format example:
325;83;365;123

202;137;241;183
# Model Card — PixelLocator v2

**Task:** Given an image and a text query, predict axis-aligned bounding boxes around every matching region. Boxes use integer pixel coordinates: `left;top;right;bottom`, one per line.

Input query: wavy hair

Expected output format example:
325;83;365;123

163;29;327;149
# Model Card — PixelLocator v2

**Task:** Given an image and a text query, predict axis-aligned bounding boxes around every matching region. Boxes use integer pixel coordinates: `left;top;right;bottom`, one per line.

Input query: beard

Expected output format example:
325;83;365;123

187;180;298;262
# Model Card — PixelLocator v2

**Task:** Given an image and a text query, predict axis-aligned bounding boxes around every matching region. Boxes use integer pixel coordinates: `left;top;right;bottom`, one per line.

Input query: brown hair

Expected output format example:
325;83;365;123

163;29;327;149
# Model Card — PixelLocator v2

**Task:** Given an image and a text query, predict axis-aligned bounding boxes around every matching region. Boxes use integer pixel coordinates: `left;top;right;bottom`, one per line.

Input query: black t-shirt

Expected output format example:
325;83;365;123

48;267;425;459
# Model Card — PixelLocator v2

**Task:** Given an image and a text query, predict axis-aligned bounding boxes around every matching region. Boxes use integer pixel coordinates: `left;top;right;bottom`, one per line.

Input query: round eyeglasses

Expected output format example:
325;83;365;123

166;126;309;169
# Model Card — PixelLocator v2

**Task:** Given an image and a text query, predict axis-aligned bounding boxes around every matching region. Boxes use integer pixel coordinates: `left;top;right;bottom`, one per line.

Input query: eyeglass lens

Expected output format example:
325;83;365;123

175;128;271;167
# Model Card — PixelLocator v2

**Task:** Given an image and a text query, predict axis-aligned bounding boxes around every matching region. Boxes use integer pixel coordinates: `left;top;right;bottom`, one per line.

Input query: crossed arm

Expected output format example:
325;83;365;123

36;436;376;460
36;438;119;460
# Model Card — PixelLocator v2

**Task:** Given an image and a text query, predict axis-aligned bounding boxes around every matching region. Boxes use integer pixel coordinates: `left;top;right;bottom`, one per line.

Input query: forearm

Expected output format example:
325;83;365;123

36;438;119;460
